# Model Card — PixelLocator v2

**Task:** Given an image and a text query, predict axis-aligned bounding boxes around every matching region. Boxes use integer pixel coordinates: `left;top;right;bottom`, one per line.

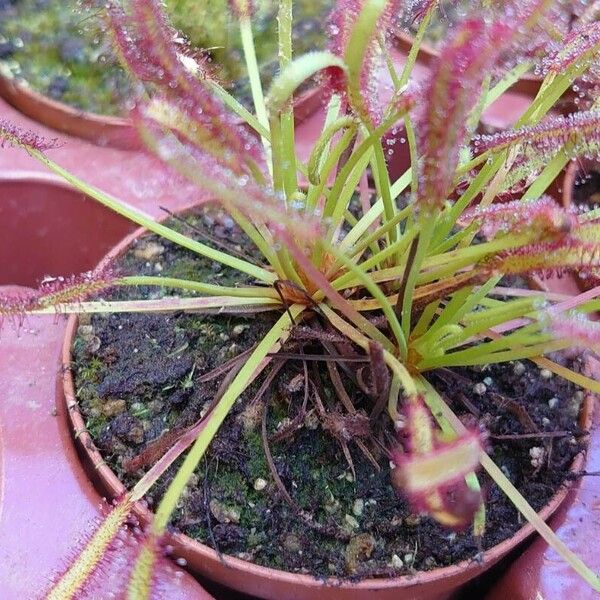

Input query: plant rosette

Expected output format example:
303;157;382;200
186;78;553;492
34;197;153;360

59;211;596;600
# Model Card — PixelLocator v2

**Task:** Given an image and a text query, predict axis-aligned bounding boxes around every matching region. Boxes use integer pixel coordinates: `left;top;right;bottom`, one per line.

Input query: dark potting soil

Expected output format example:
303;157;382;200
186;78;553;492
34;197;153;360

73;207;587;580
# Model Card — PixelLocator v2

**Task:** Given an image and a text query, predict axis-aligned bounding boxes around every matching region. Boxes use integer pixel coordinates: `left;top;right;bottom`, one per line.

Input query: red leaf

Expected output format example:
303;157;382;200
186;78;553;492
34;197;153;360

459;196;577;239
417;19;511;211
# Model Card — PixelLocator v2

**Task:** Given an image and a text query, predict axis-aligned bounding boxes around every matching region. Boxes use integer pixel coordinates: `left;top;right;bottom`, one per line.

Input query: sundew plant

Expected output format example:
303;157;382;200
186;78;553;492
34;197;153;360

3;0;600;596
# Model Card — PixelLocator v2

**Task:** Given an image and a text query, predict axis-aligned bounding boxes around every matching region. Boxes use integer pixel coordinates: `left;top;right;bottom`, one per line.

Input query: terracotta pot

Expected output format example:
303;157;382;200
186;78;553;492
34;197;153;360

0;73;322;149
0;172;136;287
60;210;594;600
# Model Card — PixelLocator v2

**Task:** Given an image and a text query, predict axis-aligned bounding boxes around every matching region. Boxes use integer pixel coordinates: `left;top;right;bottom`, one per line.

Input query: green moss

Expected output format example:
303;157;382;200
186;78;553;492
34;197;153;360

84;398;109;438
212;467;247;500
160;256;246;288
244;428;269;481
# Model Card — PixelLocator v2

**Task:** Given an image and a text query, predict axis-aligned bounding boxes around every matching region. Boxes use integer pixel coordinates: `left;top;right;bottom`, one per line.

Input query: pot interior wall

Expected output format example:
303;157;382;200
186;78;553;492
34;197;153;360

0;178;134;286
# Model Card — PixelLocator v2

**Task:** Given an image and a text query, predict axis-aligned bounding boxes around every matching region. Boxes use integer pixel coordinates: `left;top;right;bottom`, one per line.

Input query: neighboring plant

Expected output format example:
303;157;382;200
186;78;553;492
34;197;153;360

166;0;332;98
3;0;600;596
0;0;136;116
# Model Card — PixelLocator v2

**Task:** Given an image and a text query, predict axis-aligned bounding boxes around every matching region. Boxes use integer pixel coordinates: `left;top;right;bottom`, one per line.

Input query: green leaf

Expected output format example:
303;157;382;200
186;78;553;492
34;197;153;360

267;51;346;116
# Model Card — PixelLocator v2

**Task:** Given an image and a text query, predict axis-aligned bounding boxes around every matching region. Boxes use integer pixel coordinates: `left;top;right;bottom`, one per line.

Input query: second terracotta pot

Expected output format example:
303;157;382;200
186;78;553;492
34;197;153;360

0;75;139;149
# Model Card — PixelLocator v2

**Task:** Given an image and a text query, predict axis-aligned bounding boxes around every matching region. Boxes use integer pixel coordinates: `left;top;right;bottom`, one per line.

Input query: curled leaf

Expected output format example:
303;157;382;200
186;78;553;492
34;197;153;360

268;51;346;117
390;395;483;529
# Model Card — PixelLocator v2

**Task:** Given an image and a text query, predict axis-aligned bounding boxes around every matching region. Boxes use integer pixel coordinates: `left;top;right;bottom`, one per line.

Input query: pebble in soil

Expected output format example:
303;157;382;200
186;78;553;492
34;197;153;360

73;207;588;580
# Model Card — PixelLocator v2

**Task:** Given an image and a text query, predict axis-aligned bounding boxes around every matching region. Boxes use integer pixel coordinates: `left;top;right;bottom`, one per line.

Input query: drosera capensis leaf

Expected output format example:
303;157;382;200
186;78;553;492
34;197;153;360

45;498;134;600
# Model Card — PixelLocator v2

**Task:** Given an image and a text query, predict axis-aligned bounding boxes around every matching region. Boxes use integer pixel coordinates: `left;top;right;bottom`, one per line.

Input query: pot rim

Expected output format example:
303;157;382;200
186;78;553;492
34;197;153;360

0;73;129;126
61;210;594;592
0;169;96;189
0;74;136;149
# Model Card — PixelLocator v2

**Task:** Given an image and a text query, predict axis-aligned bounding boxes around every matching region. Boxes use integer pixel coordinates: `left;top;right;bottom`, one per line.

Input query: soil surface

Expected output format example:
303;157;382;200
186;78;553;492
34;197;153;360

0;0;331;116
73;207;587;580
